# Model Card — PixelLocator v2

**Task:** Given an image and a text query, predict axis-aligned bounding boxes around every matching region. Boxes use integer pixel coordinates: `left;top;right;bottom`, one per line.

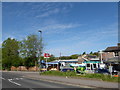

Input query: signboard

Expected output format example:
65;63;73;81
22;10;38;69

44;53;51;58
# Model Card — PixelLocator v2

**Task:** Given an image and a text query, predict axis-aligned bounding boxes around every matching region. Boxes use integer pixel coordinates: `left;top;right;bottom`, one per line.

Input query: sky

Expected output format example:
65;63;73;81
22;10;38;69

2;2;118;57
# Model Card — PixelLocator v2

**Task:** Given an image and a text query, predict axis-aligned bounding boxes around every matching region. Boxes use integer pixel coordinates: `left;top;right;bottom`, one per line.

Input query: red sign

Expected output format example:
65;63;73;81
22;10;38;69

44;53;51;58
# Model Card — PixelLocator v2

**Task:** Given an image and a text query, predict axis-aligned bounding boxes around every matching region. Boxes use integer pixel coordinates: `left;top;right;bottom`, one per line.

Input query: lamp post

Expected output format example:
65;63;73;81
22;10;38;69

38;30;42;73
100;50;103;64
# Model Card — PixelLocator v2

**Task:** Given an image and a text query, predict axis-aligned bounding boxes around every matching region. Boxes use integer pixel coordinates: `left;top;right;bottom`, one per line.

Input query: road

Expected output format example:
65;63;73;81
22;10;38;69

1;72;93;90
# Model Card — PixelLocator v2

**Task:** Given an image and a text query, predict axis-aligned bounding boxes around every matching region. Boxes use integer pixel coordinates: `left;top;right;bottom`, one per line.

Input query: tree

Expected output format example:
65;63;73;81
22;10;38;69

47;54;55;62
82;52;86;55
2;38;20;70
93;52;99;57
90;51;93;55
20;34;44;68
70;54;79;59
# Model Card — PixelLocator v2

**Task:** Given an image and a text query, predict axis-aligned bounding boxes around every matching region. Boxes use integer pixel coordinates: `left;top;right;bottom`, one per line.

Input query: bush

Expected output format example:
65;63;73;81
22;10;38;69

41;71;76;77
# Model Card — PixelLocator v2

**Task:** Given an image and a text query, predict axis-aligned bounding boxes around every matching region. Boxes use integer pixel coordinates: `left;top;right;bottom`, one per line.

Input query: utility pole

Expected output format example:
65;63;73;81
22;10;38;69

60;52;61;60
38;30;42;74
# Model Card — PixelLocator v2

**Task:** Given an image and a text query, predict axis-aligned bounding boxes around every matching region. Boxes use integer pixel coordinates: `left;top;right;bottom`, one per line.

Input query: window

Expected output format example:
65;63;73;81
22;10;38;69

87;64;90;67
114;52;119;56
93;64;96;68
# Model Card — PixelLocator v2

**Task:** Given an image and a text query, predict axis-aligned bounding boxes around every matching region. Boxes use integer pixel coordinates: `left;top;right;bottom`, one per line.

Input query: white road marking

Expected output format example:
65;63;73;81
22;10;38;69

8;79;21;86
15;78;23;80
0;77;5;80
19;78;23;80
15;78;19;80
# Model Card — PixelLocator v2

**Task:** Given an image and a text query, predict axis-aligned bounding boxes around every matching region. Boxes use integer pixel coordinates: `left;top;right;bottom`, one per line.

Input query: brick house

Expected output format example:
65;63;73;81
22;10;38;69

102;43;120;62
102;43;120;71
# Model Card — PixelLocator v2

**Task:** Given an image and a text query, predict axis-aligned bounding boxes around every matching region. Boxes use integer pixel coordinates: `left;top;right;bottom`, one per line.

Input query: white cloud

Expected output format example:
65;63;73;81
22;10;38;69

40;23;82;34
44;22;118;56
36;8;60;18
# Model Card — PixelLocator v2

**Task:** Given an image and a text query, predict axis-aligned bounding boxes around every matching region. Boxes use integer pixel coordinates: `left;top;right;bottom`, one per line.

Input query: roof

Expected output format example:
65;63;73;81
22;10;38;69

83;61;101;64
54;59;78;63
87;55;97;58
104;46;120;52
47;59;78;64
89;58;100;61
47;61;59;64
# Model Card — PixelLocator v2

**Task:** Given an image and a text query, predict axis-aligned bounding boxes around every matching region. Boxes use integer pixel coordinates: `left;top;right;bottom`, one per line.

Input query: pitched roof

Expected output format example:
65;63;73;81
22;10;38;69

104;46;120;52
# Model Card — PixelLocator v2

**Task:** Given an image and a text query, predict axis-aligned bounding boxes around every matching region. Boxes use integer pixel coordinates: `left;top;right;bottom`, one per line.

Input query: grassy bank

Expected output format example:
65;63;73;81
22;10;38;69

41;71;120;83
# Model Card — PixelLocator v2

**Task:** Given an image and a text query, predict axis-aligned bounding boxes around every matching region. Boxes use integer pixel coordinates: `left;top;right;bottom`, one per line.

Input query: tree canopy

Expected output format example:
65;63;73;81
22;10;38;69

2;38;20;70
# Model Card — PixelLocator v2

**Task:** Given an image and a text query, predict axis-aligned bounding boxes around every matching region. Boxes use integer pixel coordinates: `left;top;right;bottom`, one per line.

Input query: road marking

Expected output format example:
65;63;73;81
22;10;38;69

15;78;23;80
8;79;21;86
20;78;23;80
0;77;5;80
15;78;19;80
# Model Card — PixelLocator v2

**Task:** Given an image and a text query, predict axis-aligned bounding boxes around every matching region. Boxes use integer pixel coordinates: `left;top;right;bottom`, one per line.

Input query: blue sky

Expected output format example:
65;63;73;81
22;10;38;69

2;2;118;56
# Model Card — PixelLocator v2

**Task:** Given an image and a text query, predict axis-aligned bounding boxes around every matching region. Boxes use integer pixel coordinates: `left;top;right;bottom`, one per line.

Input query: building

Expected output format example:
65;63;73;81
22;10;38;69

102;43;120;71
78;55;103;73
41;59;78;71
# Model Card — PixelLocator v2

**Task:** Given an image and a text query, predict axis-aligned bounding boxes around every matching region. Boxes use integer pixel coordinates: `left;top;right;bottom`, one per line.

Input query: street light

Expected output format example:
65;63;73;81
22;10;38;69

100;50;103;64
38;30;42;73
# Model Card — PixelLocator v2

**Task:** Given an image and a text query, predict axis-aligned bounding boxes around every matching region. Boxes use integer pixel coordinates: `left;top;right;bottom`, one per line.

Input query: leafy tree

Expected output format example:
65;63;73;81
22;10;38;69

20;34;43;68
47;54;55;62
90;51;93;55
82;52;86;55
93;52;99;57
60;56;70;60
70;54;79;59
23;56;37;70
2;38;20;70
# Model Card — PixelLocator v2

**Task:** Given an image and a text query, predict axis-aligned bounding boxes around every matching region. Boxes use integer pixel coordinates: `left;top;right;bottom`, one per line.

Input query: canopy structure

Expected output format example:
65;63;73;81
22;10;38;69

69;63;85;67
83;61;101;64
46;61;59;65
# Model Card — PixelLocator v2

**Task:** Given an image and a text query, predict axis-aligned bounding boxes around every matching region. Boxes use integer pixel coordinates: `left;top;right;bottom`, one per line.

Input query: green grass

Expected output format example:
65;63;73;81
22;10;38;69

41;71;120;83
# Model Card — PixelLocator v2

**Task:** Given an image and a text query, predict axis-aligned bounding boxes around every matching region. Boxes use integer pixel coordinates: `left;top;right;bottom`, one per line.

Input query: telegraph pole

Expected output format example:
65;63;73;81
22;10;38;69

38;30;42;73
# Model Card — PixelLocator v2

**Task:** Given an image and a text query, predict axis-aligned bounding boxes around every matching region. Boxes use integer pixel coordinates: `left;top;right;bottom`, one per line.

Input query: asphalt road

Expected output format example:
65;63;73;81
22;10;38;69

1;72;92;90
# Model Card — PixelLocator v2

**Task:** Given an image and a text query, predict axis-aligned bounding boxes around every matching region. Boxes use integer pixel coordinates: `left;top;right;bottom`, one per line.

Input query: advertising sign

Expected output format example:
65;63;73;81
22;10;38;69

44;53;51;58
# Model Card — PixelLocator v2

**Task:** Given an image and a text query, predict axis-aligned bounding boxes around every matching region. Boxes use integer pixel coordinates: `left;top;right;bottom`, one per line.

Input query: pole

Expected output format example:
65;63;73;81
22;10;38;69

46;58;47;71
38;30;42;74
60;52;61;60
100;50;103;64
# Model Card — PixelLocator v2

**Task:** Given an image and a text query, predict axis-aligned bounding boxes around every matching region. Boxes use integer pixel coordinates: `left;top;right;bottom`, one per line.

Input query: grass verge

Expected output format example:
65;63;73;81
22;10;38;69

41;71;120;83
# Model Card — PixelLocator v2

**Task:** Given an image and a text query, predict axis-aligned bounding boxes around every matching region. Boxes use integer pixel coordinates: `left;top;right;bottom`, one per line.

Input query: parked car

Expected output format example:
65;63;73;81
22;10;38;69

112;70;118;75
94;69;110;75
61;68;74;72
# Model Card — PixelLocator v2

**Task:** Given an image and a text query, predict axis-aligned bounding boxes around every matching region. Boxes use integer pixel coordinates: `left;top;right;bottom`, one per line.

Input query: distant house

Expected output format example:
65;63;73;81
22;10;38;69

102;43;120;63
77;54;103;72
102;43;120;71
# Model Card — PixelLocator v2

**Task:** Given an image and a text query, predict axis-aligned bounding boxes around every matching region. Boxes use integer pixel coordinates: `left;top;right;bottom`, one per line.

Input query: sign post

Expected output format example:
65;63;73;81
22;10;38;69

44;53;51;71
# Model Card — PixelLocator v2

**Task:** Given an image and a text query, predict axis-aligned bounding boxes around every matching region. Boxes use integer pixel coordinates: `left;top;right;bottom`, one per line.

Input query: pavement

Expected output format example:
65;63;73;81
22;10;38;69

5;71;119;89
